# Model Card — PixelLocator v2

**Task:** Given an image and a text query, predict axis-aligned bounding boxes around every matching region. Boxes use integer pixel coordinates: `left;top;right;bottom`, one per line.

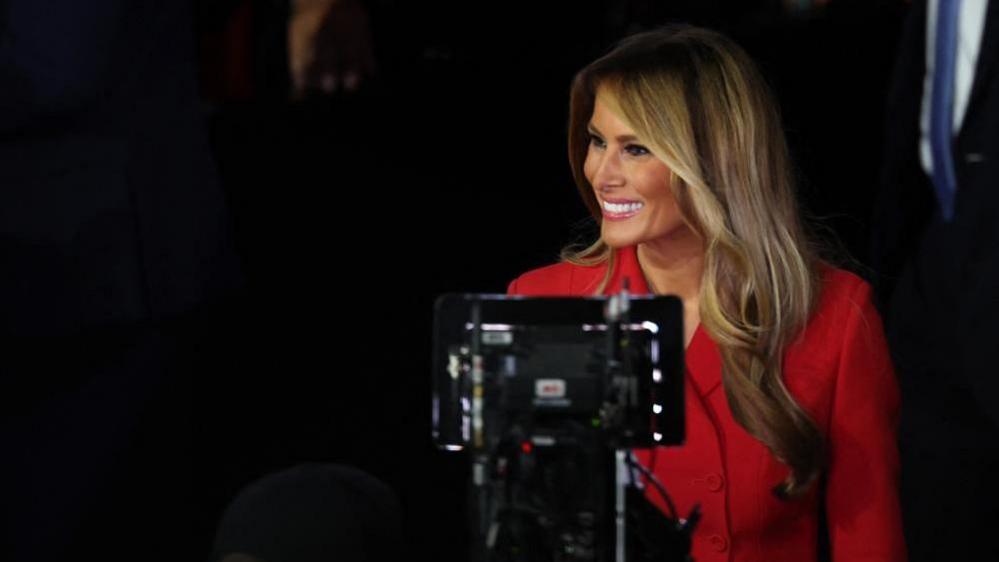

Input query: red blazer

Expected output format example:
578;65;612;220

507;246;906;562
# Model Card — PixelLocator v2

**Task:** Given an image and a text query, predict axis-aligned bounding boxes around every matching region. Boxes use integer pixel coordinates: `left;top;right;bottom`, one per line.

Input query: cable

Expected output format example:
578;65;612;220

624;454;678;520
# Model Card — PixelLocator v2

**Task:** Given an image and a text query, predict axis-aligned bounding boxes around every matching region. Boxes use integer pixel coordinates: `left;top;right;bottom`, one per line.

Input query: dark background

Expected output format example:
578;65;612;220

193;1;907;559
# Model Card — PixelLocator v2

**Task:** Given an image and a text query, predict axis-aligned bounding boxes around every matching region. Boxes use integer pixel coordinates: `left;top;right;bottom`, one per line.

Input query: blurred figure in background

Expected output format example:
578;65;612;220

0;0;242;560
873;0;999;560
289;0;376;97
198;0;376;104
212;464;404;562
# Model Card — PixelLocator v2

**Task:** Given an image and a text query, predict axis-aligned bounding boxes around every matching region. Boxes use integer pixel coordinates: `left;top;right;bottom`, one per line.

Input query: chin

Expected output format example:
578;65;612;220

599;228;639;249
601;222;696;251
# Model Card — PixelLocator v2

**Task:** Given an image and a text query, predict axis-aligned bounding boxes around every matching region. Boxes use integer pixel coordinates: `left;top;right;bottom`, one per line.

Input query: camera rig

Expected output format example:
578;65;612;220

432;286;700;561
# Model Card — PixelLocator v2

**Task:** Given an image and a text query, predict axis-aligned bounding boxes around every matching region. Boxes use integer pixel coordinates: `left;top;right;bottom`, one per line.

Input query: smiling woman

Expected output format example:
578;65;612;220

506;25;906;562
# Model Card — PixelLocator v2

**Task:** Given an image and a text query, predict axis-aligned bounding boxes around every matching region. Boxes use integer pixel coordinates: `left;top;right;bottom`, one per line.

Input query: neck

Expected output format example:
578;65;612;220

635;229;704;303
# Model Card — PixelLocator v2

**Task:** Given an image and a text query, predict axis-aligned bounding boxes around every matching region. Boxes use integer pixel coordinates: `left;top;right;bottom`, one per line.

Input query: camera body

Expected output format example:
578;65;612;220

432;294;689;562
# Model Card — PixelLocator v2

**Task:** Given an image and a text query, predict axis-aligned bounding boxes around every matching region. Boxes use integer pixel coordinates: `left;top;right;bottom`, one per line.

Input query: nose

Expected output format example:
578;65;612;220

587;149;625;192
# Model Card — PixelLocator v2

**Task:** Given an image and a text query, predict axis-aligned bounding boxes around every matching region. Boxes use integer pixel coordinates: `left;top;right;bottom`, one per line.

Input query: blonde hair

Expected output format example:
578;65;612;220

563;25;823;498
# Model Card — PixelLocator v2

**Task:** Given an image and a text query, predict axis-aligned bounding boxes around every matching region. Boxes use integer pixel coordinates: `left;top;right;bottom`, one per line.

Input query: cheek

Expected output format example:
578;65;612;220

635;168;672;201
582;151;597;186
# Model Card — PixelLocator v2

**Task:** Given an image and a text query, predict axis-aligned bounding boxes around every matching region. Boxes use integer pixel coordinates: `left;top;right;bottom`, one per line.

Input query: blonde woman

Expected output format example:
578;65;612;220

507;25;906;562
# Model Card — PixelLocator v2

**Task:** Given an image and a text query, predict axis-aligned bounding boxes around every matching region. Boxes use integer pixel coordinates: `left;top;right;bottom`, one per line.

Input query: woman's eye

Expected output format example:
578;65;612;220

588;134;606;149
626;144;650;156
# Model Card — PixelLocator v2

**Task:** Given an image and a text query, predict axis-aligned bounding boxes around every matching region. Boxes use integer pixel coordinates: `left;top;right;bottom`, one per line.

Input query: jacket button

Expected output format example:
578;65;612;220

704;472;724;492
707;533;729;552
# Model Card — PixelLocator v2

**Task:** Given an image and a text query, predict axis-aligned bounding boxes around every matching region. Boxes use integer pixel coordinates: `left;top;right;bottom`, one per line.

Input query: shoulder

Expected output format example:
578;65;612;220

816;264;872;311
789;264;887;366
814;264;877;326
506;260;605;296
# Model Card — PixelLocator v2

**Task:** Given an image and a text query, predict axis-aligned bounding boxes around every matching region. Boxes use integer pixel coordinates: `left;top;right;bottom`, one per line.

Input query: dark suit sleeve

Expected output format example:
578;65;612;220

0;0;129;134
961;245;999;432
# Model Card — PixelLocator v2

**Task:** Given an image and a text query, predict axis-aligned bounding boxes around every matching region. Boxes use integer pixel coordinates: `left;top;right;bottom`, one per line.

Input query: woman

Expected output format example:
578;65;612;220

507;25;906;562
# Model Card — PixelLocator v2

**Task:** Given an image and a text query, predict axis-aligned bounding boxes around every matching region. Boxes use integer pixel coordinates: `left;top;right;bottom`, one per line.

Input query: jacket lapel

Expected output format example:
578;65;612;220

684;324;723;398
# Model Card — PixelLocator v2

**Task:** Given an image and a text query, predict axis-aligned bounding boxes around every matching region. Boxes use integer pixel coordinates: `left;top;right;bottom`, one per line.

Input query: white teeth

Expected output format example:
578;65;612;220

602;200;644;214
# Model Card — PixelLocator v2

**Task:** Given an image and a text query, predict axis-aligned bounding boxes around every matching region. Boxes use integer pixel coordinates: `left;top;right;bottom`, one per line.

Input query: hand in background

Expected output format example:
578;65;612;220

288;0;376;98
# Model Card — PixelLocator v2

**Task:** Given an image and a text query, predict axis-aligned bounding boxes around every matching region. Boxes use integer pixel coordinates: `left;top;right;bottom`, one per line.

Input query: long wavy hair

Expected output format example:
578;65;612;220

563;25;823;498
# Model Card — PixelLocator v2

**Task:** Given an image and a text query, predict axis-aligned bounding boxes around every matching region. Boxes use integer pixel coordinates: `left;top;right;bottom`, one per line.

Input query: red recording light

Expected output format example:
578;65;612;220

521;441;533;454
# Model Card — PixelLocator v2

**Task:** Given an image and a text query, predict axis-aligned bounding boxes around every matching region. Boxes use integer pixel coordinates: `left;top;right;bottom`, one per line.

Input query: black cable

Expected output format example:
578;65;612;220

624;454;678;520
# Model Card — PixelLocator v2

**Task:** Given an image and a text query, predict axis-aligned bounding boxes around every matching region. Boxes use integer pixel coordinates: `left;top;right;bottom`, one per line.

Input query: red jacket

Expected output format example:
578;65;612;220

507;246;906;562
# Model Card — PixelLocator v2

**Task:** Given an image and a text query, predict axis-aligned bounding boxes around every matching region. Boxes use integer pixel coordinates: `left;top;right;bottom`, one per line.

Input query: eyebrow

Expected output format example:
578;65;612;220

586;123;640;143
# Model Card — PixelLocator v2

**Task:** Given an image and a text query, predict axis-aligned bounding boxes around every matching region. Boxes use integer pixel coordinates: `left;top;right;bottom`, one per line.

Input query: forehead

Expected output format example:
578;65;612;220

589;87;635;135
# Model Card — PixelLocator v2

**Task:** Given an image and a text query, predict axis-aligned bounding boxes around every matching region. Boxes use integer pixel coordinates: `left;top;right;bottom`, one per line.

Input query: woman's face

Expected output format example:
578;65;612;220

583;89;689;249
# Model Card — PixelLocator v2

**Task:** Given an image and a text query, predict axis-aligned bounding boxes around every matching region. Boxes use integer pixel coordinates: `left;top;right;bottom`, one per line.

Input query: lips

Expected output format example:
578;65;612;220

601;198;644;220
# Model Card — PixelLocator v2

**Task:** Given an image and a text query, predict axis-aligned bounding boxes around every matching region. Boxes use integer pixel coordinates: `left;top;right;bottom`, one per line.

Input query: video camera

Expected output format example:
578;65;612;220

432;287;699;561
